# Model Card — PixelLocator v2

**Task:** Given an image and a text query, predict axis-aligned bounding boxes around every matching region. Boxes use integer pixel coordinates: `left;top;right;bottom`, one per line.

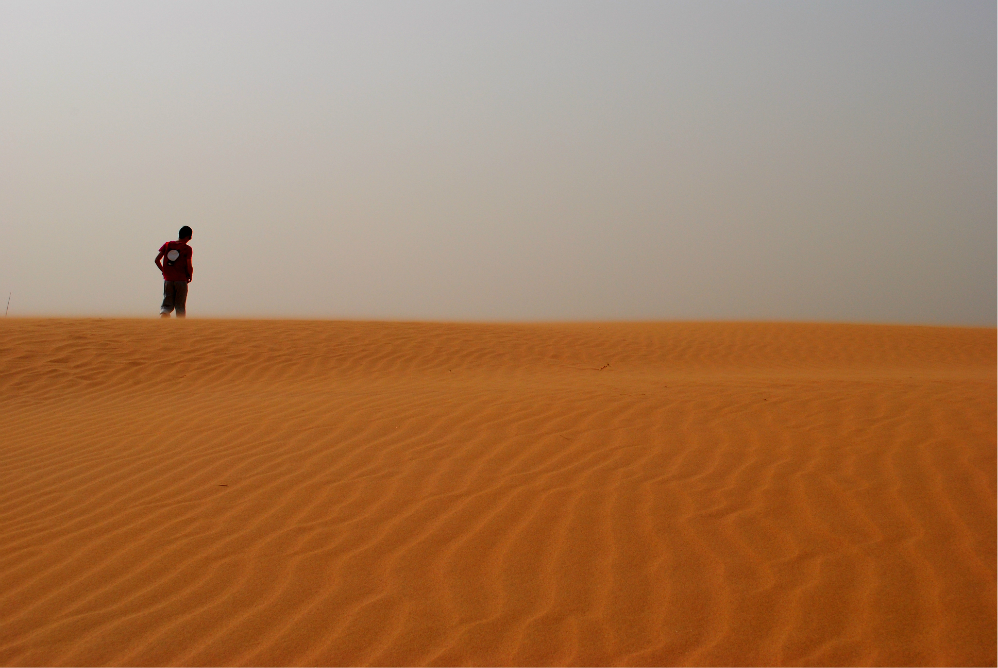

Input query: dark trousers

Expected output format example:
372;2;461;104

161;281;189;317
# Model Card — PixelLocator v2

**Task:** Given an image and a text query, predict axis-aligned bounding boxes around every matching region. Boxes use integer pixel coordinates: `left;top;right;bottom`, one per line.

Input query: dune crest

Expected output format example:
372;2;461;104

0;319;994;666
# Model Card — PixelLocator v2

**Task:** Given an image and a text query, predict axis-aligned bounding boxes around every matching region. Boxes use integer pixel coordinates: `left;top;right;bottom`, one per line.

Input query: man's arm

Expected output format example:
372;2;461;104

186;249;193;283
155;251;165;272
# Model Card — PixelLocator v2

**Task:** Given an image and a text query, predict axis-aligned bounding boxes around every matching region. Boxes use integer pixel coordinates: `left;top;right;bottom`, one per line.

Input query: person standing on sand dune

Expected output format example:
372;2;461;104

155;226;194;318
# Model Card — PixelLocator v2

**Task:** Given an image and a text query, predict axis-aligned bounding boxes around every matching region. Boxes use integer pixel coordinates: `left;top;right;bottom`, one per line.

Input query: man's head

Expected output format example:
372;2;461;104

179;226;193;241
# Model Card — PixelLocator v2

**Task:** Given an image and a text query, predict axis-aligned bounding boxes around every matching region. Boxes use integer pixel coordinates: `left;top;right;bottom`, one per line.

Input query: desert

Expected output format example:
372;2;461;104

0;318;994;666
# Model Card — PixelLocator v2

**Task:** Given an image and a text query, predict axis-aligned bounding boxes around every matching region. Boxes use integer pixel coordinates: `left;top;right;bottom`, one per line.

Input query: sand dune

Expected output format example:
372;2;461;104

0;319;994;666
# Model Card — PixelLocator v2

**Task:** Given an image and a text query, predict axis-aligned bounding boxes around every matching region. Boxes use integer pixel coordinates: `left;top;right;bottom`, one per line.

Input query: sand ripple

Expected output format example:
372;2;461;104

0;320;994;665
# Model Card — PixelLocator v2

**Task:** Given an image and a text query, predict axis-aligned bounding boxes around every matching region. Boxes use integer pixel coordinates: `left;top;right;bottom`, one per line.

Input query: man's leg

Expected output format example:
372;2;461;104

161;281;176;317
174;282;189;318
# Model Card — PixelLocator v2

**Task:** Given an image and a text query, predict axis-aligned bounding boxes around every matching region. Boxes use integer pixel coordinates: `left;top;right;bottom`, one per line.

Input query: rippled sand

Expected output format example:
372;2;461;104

0;319;994;666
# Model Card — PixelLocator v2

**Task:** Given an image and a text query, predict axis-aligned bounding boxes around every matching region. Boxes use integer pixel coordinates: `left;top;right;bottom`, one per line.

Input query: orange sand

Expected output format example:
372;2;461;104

0;319;994;666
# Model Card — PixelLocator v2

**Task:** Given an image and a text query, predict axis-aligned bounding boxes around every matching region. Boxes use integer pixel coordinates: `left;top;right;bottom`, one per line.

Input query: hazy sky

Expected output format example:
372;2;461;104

1;1;994;323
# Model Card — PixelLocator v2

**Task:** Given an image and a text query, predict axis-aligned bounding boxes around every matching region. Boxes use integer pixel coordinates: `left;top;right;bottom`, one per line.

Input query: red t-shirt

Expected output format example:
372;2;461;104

159;241;193;282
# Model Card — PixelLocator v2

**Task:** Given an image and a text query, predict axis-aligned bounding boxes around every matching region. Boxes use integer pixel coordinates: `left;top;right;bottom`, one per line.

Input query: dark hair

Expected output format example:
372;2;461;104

179;226;193;239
